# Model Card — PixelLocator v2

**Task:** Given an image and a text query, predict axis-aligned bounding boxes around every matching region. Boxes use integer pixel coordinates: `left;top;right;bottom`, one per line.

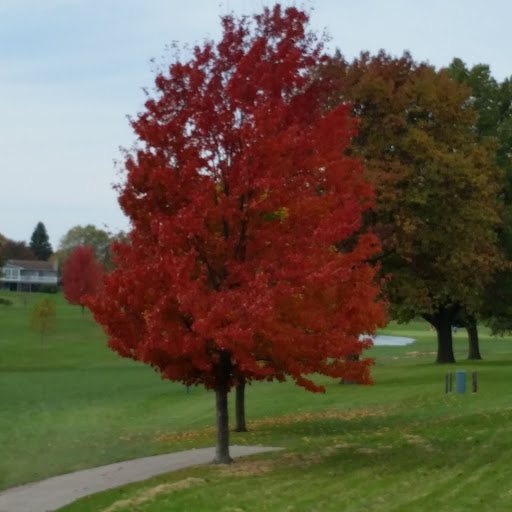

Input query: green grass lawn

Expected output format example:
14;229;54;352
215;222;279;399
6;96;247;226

2;290;512;510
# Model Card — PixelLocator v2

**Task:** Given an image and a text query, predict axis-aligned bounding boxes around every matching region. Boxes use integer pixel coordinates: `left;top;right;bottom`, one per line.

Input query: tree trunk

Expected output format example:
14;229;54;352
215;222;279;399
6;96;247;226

436;309;455;363
235;377;247;432
466;316;482;360
424;304;457;363
339;354;360;385
213;350;233;464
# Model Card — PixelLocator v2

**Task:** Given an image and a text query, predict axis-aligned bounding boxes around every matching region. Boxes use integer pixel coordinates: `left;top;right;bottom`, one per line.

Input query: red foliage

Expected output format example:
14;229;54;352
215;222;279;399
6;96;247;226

86;5;387;393
62;246;104;308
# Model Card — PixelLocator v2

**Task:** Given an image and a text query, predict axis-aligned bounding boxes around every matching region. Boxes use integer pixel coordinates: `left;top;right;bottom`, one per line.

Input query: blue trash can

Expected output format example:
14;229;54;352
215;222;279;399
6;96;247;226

456;370;466;394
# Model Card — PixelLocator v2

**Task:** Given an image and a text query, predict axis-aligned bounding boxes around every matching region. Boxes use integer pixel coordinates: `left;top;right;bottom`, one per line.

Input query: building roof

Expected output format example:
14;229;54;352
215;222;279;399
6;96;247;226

6;259;56;271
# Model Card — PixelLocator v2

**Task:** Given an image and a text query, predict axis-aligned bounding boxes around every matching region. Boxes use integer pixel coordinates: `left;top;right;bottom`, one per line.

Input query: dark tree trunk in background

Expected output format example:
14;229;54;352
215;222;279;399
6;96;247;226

235;377;247;432
214;351;233;464
339;354;360;385
436;313;455;363
466;315;482;360
424;304;459;363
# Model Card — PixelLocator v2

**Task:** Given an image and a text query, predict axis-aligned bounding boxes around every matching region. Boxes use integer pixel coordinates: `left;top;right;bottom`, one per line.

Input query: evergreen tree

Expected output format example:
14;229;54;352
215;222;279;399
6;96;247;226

29;222;53;261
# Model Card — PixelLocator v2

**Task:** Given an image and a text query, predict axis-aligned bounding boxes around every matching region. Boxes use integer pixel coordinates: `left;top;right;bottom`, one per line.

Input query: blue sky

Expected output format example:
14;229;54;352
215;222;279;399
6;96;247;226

1;0;510;248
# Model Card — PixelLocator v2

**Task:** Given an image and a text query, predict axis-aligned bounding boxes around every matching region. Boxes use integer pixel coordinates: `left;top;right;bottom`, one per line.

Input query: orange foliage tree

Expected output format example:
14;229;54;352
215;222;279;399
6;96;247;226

86;5;387;462
62;246;104;314
325;51;504;363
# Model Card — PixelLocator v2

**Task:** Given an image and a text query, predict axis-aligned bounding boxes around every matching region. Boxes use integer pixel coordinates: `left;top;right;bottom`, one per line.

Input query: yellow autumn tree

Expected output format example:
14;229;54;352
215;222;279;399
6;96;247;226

30;298;56;347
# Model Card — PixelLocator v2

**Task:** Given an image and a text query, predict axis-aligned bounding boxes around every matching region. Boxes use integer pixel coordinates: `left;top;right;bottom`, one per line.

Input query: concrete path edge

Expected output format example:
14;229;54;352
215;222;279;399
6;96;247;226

0;445;282;512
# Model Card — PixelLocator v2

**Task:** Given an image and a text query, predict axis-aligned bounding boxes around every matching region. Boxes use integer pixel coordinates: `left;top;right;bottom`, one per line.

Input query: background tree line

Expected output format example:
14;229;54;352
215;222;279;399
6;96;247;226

1;223;126;269
321;51;511;364
2;4;512;463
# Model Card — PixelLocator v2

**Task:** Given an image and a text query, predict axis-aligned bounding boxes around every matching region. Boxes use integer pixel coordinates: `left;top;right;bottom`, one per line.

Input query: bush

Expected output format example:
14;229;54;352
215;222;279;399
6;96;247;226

0;297;13;306
39;284;59;294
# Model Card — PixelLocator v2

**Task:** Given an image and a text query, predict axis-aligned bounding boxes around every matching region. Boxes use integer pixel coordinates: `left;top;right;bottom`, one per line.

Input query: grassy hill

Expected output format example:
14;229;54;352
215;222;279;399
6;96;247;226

1;290;512;510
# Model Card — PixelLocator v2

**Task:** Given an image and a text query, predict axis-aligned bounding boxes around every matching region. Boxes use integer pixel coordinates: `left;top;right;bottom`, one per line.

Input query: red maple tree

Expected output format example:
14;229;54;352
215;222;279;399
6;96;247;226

62;246;104;313
86;5;387;462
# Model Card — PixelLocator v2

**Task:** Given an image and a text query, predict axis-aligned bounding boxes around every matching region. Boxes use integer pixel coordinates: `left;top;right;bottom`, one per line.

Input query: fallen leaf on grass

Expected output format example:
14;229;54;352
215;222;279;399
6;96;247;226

322;442;354;455
217;459;278;477
100;477;205;512
405;351;437;357
154;406;391;444
356;447;378;455
154;407;390;442
403;434;434;451
217;452;323;477
154;426;216;443
251;407;390;428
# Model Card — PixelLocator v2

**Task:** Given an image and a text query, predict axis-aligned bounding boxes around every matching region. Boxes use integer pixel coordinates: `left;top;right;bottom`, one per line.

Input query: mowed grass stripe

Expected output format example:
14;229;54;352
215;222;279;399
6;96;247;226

57;410;512;511
2;291;512;510
57;402;512;511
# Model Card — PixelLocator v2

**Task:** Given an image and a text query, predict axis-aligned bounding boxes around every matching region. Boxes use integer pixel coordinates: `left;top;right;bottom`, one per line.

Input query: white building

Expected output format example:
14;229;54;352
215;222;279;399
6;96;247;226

1;259;58;291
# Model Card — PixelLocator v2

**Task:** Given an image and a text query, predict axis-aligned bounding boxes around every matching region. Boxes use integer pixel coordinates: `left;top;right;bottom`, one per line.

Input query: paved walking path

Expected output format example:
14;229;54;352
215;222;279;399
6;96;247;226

0;446;282;512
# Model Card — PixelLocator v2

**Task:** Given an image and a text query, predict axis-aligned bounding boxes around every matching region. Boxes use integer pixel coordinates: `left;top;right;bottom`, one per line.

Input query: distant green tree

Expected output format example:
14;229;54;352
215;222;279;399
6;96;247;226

58;225;112;268
449;59;512;353
0;233;6;269
30;298;56;347
29;222;53;261
0;239;36;260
